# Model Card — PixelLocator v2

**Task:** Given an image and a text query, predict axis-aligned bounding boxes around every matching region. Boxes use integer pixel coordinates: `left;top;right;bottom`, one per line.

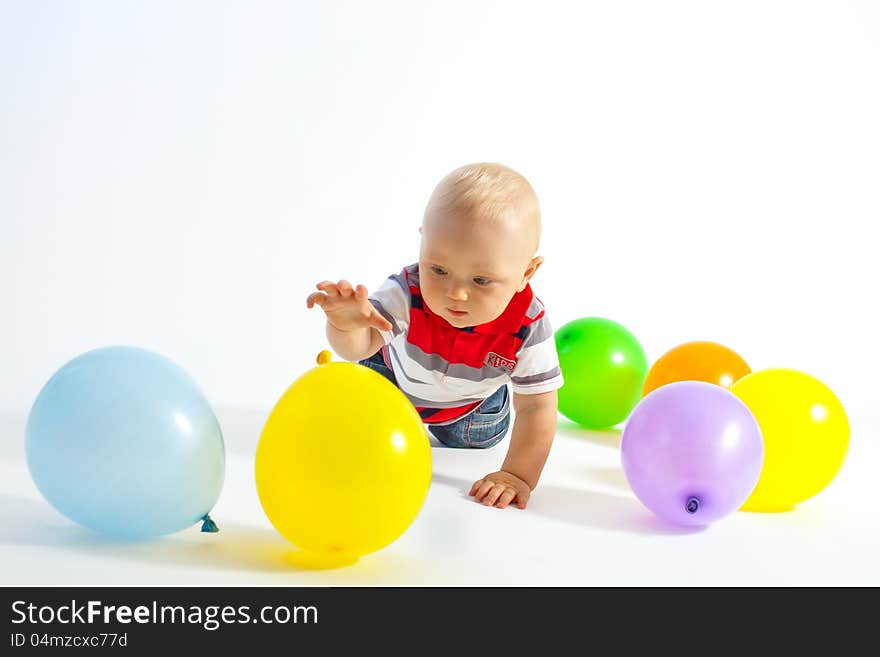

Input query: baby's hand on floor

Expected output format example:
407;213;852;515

306;280;393;333
469;471;531;509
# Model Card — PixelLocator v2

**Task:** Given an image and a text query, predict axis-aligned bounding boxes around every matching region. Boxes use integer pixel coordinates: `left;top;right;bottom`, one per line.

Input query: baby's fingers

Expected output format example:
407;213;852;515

336;280;355;298
495;488;518;509
366;307;393;332
468;479;485;497
315;281;341;297
354;285;389;326
306;292;327;309
481;484;507;507
473;480;496;502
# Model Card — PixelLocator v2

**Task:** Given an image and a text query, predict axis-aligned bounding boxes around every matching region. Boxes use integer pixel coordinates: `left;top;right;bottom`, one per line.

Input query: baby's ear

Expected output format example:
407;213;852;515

518;256;544;291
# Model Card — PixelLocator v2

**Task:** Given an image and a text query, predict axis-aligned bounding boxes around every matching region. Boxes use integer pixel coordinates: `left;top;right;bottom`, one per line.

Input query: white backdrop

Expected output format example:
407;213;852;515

2;0;878;426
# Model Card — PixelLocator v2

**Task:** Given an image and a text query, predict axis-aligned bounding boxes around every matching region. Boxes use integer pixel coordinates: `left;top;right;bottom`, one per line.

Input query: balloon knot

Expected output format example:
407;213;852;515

317;350;332;365
200;514;219;533
685;497;700;514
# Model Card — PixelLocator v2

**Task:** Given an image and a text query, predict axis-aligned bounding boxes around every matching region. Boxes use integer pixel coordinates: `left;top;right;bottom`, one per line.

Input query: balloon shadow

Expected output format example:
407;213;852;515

556;418;623;449
284;551;360;570
740;505;797;514
0;494;331;573
430;472;703;536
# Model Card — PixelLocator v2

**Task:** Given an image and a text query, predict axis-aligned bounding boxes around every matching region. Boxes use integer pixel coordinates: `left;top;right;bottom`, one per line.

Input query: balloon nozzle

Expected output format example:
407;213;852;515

200;514;219;533
685;497;700;514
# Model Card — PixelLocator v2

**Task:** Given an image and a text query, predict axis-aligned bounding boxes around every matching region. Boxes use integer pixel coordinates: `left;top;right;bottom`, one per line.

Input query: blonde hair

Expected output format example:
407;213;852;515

425;162;541;247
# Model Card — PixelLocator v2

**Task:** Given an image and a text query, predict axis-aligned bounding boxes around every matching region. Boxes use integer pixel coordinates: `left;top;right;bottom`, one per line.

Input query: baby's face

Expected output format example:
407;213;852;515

418;210;537;328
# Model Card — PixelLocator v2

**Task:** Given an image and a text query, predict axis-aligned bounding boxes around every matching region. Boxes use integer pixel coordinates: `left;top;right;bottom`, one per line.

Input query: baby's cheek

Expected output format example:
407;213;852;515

486;297;511;321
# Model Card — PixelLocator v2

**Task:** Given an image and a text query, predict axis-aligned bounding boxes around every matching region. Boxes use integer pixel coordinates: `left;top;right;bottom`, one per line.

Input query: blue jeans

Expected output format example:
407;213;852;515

359;351;511;449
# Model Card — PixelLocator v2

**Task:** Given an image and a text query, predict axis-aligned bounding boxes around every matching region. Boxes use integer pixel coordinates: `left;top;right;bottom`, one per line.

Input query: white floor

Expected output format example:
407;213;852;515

2;403;878;587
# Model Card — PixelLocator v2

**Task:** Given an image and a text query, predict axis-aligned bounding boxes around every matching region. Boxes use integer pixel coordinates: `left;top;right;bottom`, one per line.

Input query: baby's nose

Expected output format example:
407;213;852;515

446;283;468;301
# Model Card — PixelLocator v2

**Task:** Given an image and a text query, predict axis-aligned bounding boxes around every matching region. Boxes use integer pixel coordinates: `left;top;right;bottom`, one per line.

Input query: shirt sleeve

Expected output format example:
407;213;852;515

511;315;564;395
368;269;412;346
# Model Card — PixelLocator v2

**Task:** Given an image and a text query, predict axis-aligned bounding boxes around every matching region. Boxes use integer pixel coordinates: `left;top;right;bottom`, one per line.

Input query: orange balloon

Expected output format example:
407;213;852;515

642;341;751;397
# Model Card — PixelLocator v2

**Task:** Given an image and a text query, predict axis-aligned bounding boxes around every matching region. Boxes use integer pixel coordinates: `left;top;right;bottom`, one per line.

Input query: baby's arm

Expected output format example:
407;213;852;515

306;280;391;361
469;390;558;509
326;322;385;362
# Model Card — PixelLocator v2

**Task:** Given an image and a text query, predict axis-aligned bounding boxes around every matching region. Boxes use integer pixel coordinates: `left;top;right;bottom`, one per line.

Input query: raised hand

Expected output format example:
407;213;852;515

306;280;393;333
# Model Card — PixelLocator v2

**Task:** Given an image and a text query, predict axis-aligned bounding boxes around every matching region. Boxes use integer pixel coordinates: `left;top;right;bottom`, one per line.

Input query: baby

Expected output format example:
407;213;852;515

306;163;563;509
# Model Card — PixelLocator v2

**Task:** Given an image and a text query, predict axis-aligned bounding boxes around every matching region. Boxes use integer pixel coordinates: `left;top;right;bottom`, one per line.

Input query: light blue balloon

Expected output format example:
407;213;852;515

26;346;225;539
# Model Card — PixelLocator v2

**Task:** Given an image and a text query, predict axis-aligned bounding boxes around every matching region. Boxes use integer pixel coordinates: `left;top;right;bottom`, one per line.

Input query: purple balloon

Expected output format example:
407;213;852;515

621;381;764;526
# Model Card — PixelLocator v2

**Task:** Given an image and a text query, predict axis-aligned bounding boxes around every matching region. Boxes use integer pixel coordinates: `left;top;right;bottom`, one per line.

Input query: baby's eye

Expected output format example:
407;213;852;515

431;266;447;276
473;277;492;286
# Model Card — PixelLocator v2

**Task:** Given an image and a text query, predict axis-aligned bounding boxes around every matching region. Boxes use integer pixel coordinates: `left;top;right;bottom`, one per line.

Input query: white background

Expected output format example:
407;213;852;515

2;1;879;586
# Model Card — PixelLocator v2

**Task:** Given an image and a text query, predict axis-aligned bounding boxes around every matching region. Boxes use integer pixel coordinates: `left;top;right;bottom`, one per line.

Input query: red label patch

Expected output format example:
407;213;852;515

486;352;516;371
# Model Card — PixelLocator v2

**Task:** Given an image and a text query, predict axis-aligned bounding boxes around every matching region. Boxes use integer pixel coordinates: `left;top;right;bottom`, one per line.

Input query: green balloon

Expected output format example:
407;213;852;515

555;317;649;429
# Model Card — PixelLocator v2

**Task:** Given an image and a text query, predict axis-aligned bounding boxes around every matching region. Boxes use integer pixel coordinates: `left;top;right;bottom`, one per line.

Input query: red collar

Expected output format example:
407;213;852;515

421;285;534;335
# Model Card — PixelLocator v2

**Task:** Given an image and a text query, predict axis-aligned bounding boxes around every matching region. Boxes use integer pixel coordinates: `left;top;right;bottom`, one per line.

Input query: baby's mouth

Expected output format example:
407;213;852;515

446;308;468;316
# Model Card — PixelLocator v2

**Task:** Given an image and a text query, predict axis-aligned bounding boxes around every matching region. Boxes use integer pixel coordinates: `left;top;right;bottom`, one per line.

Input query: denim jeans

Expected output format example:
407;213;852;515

359;350;511;449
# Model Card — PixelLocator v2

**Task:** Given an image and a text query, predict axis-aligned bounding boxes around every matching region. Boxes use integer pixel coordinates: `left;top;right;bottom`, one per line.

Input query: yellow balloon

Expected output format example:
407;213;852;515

255;354;431;562
730;368;849;512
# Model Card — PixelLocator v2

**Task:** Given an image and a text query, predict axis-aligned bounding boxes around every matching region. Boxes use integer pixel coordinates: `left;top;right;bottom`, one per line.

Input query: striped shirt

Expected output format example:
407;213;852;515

369;264;564;425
